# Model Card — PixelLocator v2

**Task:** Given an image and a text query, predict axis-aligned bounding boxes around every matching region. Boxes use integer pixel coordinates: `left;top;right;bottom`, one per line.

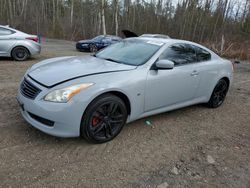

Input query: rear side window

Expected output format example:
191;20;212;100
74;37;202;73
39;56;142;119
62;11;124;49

159;43;197;66
194;46;211;62
0;27;14;35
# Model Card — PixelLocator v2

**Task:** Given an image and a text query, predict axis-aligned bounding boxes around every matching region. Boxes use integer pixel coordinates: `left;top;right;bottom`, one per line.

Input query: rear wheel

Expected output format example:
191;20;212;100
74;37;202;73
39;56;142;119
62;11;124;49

12;46;30;61
81;94;128;143
207;79;229;108
89;44;98;53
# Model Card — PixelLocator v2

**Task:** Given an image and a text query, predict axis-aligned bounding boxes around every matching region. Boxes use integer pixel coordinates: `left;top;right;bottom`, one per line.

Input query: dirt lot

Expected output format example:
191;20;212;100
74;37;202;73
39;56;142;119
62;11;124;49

0;39;249;188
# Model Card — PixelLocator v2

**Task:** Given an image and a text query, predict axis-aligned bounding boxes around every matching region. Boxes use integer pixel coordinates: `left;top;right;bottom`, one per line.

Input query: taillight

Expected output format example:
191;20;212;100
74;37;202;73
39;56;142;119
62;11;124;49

26;37;39;43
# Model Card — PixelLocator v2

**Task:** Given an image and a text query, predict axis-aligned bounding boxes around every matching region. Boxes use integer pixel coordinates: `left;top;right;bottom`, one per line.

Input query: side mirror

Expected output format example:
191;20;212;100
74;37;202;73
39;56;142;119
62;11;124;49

155;59;174;69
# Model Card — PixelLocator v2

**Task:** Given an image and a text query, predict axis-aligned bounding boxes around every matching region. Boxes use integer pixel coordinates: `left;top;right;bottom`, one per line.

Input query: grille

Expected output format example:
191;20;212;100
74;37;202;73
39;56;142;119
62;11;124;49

20;78;41;99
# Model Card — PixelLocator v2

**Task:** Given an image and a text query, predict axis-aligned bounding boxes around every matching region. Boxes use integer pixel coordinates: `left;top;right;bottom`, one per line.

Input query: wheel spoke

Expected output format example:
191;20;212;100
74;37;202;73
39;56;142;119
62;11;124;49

214;96;219;105
104;124;111;138
107;122;113;137
108;102;118;115
218;94;224;102
110;119;123;124
93;122;105;135
221;84;227;91
110;114;123;124
96;107;106;116
110;114;123;119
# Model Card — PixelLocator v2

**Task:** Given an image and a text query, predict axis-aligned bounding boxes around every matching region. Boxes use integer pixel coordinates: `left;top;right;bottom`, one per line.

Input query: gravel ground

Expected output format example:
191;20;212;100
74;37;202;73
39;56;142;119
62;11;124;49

0;39;249;188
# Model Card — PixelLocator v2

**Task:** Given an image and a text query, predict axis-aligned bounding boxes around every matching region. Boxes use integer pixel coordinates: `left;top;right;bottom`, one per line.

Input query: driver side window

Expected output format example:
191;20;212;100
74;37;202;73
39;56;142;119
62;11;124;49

159;43;197;66
102;37;111;43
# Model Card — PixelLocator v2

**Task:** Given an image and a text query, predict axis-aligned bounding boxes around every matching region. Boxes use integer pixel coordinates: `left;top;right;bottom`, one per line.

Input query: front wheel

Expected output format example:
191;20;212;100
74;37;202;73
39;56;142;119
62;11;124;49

11;47;30;61
81;94;128;143
89;44;98;53
207;79;229;108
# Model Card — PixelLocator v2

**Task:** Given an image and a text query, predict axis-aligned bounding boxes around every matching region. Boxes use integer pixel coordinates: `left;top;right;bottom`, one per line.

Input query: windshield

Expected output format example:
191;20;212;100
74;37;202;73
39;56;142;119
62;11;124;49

95;40;162;66
93;35;104;41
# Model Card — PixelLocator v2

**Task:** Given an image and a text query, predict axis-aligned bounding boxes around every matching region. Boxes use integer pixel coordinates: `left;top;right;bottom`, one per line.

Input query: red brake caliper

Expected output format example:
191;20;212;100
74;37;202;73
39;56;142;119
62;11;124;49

92;117;99;127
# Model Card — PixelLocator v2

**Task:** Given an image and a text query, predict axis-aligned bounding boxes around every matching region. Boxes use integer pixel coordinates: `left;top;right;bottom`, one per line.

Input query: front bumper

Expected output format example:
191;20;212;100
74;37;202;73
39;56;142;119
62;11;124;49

17;77;86;138
76;43;89;51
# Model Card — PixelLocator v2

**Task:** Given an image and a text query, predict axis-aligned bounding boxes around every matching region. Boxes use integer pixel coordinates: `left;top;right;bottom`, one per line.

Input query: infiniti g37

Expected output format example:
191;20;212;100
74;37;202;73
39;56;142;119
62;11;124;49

17;37;233;143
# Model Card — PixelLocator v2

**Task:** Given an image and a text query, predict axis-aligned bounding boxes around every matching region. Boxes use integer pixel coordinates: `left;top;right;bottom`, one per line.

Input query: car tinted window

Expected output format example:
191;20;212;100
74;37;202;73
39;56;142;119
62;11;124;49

159;43;197;65
194;46;211;62
103;37;112;42
95;40;162;66
0;27;13;35
93;35;104;41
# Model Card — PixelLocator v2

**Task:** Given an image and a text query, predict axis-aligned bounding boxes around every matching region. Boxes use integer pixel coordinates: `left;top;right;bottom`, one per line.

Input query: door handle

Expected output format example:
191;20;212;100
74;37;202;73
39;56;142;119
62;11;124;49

191;70;199;76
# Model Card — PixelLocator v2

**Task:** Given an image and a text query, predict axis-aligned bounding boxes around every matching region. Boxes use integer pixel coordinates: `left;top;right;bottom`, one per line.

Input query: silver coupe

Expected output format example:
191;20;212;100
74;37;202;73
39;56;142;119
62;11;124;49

17;37;233;143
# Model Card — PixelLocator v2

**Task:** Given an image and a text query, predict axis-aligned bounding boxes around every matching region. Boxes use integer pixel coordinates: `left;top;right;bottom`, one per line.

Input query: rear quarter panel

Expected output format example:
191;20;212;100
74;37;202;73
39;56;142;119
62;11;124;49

195;57;233;101
12;40;41;55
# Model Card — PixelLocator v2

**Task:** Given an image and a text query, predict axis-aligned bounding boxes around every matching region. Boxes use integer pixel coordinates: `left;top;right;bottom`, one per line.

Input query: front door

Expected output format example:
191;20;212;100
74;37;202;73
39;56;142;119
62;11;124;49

144;43;200;111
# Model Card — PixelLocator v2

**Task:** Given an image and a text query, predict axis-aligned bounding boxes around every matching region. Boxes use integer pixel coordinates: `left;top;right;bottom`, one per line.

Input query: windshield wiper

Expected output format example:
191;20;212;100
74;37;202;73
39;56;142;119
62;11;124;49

102;58;124;64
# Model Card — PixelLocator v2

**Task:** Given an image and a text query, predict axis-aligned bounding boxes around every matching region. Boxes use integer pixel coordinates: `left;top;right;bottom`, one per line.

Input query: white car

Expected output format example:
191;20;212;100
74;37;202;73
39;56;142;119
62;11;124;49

0;25;41;61
17;37;233;143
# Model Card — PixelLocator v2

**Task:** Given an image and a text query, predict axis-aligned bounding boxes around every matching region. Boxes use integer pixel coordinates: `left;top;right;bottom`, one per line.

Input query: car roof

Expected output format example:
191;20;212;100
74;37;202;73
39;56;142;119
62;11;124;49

0;25;11;29
105;35;121;38
93;35;121;39
140;34;170;39
0;25;19;32
126;37;219;57
126;37;184;44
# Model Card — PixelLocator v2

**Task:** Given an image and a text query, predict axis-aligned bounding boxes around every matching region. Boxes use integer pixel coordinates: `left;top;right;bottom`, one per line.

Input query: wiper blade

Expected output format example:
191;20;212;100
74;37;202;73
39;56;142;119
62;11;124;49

104;58;118;62
103;58;124;64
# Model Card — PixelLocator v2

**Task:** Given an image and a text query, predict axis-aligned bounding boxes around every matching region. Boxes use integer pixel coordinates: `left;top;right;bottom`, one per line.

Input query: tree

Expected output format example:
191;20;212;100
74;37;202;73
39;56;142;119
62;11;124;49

101;0;106;35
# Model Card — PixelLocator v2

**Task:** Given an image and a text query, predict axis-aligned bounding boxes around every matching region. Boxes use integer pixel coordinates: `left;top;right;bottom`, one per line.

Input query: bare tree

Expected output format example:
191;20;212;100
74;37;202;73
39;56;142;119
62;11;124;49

101;0;106;35
114;0;119;36
0;0;249;59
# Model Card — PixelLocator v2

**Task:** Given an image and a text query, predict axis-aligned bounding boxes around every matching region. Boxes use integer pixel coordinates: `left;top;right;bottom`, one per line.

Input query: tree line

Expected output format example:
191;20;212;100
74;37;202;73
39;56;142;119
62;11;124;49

0;0;249;59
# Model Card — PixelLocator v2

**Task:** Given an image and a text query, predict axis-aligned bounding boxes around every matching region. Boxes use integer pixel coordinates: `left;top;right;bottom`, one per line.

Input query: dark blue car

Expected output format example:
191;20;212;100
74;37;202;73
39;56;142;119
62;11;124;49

76;35;122;52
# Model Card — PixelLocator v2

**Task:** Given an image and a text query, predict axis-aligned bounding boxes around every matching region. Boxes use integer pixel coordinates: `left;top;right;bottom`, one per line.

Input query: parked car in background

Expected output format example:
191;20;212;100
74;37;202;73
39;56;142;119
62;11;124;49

121;30;170;39
18;37;233;143
76;35;122;52
0;25;41;61
140;34;170;39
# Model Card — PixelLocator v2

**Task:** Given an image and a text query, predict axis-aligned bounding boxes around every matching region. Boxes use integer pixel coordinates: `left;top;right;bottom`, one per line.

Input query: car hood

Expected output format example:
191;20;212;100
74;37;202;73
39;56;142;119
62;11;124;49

78;39;92;44
28;56;136;87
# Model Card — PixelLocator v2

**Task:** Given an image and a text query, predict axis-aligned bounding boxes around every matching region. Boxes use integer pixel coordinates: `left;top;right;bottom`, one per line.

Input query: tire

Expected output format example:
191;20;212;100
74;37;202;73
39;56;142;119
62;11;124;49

81;94;128;143
11;46;30;61
207;79;229;108
89;44;98;53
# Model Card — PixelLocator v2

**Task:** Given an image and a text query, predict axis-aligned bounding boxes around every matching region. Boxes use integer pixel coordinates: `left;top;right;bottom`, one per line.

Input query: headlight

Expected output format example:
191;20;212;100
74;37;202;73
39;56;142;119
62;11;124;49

44;83;94;103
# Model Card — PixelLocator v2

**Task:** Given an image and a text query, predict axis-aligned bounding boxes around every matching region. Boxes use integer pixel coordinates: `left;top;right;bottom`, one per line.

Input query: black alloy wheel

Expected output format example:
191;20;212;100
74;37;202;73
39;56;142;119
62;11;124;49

207;79;229;108
12;47;30;61
89;44;98;53
81;94;128;143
